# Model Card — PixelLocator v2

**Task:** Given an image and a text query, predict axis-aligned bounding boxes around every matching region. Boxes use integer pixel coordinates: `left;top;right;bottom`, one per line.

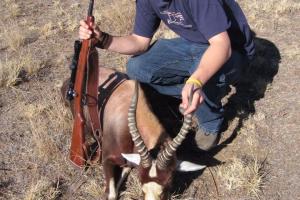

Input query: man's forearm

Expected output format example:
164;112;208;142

105;34;151;55
192;44;231;85
191;31;232;86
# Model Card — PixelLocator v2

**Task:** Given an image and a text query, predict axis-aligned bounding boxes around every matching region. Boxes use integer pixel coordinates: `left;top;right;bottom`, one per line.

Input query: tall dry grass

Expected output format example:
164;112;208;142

53;0;80;32
23;88;72;161
0;51;43;87
40;22;58;39
217;156;267;198
216;117;269;198
238;0;300;31
0;56;22;87
238;0;300;15
121;170;143;199
4;0;22;18
94;0;135;35
81;179;105;199
24;178;62;200
20;86;75;198
1;22;26;51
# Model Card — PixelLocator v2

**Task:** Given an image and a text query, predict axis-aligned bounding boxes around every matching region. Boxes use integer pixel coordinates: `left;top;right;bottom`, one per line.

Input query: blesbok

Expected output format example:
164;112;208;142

63;67;205;200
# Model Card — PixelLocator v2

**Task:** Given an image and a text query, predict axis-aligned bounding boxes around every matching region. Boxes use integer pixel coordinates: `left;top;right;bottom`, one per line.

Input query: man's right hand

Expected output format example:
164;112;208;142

78;19;151;55
79;20;102;40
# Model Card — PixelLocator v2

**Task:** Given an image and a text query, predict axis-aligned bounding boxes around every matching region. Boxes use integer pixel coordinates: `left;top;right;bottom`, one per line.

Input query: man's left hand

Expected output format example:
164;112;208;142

180;83;204;115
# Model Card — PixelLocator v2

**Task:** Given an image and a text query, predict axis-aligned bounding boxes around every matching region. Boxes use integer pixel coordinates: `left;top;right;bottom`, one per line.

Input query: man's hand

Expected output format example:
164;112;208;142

179;31;231;115
79;20;101;40
180;82;204;115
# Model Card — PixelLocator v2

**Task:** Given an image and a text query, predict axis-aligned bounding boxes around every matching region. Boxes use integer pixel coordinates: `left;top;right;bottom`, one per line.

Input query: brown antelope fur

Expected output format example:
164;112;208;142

100;68;177;200
62;67;200;200
100;68;166;151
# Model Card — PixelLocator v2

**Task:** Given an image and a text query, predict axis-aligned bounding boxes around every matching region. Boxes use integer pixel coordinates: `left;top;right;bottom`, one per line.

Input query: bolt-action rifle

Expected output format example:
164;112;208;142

69;0;96;168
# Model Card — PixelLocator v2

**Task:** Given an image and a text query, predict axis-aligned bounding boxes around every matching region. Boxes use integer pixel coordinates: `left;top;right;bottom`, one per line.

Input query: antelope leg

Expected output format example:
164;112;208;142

116;167;131;193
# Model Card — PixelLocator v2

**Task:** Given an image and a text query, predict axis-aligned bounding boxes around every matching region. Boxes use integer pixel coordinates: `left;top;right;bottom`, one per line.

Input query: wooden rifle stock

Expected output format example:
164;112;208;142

69;0;95;168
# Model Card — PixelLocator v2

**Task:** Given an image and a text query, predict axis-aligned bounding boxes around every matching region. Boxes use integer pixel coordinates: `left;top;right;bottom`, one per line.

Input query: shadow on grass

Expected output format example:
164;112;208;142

142;34;281;196
212;33;281;155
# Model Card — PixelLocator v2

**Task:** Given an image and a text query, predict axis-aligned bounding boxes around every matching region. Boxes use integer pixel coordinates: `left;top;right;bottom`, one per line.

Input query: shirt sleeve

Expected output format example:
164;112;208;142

133;0;161;38
191;1;231;40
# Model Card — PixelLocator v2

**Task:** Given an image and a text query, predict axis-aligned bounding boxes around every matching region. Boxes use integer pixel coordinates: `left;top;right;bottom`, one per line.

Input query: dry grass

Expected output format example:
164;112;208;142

238;0;300;14
19;88;74;198
0;56;22;87
4;0;21;18
53;1;80;32
19;50;43;76
237;0;300;31
21;86;72;163
24;103;61;162
8;2;21;18
0;51;43;87
53;0;66;16
82;179;105;199
1;22;26;51
56;14;79;33
121;170;143;199
216;115;269;198
238;0;300;22
282;44;300;60
40;22;58;39
24;178;61;200
217;156;267;198
94;0;135;35
217;122;268;198
65;14;80;32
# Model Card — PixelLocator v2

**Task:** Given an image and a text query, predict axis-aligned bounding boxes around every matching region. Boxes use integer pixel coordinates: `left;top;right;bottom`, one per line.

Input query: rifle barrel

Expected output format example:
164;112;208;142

88;0;94;16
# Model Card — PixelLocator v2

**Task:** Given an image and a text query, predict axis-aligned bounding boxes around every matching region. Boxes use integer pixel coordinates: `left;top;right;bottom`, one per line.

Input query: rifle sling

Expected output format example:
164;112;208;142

85;47;102;164
84;48;128;165
97;72;129;129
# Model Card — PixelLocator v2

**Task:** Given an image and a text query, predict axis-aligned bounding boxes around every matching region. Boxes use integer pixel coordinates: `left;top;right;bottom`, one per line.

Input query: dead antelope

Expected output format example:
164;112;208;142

63;67;205;200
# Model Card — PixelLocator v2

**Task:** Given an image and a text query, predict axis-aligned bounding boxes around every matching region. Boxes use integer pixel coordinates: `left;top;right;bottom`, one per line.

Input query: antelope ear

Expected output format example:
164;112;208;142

121;153;141;166
176;160;206;172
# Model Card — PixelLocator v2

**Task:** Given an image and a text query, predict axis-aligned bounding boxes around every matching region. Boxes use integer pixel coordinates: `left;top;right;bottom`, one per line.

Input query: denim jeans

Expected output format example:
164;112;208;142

126;37;248;134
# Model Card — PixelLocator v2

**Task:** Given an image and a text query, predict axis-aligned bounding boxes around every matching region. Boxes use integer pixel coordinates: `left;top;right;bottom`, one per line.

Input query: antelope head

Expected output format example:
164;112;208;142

123;81;205;200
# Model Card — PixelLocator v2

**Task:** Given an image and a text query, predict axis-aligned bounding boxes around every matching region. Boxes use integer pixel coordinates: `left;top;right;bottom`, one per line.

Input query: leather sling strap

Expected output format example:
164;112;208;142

97;72;128;128
84;49;128;165
86;47;102;164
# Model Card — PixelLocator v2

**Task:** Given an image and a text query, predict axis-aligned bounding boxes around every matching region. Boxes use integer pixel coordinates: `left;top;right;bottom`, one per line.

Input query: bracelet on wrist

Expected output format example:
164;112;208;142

186;77;203;88
95;32;111;49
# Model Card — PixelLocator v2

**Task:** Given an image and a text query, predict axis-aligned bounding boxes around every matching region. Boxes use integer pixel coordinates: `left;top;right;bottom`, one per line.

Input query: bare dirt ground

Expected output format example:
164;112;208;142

0;0;299;200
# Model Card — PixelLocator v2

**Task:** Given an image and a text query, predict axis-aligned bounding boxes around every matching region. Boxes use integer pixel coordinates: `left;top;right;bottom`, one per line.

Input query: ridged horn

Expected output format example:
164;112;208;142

156;86;195;170
128;80;152;168
156;113;192;170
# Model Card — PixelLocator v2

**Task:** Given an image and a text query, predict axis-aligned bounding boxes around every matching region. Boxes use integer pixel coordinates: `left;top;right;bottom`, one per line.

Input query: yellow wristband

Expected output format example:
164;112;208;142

186;77;203;88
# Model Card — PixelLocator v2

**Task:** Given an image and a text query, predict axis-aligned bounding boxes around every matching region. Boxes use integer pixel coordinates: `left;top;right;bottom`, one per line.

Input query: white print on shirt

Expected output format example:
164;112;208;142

160;11;192;28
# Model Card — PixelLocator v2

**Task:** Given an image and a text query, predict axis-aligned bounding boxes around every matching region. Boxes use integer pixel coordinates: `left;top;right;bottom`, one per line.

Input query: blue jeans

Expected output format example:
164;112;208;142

126;37;248;134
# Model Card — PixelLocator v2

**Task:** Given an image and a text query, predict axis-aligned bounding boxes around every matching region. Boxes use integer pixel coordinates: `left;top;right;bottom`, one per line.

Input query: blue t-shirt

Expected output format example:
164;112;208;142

133;0;255;59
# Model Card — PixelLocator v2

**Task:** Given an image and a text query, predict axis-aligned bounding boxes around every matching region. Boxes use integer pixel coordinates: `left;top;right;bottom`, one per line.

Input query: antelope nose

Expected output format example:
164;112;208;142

144;193;160;200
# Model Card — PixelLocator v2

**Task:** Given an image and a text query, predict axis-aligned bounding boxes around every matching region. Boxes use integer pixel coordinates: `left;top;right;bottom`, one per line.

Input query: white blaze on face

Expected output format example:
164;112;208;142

142;182;163;200
149;161;157;178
